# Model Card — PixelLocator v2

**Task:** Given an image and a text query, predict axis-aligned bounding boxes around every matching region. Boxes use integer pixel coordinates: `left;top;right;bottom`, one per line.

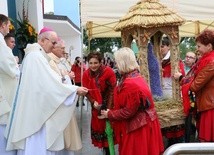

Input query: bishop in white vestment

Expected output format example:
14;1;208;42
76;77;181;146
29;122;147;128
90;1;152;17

5;29;88;155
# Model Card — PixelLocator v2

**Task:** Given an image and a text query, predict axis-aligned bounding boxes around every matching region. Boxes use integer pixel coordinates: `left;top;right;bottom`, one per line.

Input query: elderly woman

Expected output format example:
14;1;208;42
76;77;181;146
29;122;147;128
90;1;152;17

189;29;214;142
100;47;164;155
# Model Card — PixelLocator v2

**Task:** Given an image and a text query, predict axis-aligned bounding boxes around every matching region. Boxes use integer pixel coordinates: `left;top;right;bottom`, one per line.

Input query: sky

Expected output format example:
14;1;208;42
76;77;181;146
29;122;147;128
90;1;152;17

44;0;54;13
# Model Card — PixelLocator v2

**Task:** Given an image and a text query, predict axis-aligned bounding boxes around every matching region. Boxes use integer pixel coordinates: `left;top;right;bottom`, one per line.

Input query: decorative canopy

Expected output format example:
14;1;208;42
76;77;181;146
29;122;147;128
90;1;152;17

81;0;214;38
115;0;185;101
114;0;185;31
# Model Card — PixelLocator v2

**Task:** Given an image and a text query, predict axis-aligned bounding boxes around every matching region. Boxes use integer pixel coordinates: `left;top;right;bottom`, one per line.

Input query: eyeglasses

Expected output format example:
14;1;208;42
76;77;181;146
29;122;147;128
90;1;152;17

185;56;196;59
45;38;57;46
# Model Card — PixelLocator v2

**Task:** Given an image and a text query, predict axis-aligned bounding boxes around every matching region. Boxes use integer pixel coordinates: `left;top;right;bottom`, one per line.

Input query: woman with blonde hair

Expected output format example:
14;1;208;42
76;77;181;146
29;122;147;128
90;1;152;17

100;47;164;155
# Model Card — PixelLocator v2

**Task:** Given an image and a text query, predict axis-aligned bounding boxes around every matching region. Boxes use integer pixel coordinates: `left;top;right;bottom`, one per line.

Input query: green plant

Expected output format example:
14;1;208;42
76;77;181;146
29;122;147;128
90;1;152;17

16;0;37;49
9;19;15;34
179;37;196;60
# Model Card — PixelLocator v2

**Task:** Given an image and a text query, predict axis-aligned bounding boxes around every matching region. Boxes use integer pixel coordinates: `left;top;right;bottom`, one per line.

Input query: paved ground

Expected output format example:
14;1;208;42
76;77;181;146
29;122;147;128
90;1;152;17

73;99;198;155
75;104;102;155
74;99;119;155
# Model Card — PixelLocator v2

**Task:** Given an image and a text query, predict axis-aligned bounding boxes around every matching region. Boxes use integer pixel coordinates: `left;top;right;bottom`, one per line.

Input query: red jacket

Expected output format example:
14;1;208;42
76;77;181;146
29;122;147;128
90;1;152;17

108;71;158;133
71;64;85;83
190;51;214;112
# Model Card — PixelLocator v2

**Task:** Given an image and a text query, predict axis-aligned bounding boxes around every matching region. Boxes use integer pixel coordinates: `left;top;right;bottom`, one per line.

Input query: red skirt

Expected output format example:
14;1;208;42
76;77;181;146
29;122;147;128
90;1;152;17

91;109;108;148
197;108;214;142
162;124;185;138
91;109;117;148
118;118;164;155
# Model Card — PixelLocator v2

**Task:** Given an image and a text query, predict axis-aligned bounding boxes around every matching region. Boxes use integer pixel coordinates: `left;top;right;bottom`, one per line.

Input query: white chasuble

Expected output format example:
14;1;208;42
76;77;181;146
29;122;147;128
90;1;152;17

6;43;78;153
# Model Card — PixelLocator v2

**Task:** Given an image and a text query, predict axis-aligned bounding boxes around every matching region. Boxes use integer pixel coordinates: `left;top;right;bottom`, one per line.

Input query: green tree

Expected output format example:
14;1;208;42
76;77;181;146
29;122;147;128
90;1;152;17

83;29;121;54
89;38;121;53
179;37;196;60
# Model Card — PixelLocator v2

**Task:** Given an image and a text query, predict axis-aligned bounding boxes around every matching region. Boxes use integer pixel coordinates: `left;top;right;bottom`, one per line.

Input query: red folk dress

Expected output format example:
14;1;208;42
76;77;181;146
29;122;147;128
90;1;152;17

82;65;116;148
161;59;186;139
108;70;164;155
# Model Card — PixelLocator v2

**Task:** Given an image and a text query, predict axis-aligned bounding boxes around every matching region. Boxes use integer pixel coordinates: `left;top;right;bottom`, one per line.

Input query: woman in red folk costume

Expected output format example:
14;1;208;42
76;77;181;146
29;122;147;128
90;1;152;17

82;51;117;155
160;37;185;98
189;29;214;142
160;37;186;147
100;47;164;155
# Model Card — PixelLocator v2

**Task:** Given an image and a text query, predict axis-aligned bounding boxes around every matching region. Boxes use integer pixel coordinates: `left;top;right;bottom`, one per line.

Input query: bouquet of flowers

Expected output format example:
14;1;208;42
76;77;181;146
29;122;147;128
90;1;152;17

9;19;15;34
16;0;37;50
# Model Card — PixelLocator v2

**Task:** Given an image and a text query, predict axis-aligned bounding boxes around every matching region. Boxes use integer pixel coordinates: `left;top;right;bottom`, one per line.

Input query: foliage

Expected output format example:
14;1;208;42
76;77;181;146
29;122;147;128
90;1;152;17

9;19;15;34
90;37;121;53
83;29;121;55
15;0;37;50
179;37;196;60
16;18;37;49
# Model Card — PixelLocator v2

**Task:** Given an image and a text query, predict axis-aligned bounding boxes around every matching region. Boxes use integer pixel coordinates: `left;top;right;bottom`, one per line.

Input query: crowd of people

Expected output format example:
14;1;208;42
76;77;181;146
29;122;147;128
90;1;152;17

1;12;214;155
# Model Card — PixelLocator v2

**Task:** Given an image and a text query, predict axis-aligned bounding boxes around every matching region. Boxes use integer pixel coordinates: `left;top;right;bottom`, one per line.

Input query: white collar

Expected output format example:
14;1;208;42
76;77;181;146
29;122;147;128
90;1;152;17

162;51;170;60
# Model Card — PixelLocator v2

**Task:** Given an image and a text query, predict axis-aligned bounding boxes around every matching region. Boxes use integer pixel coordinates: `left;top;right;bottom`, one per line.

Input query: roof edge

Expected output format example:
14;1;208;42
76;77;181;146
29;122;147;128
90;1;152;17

43;14;80;33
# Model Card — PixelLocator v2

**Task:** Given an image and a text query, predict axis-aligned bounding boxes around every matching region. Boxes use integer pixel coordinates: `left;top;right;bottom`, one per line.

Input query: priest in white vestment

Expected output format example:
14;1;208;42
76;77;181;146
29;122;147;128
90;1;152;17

5;28;88;155
48;39;82;155
0;14;19;155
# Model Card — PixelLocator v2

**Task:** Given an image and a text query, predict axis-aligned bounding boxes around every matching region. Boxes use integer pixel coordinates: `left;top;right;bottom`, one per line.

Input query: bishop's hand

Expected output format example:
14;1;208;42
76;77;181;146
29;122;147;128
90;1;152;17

77;87;88;96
